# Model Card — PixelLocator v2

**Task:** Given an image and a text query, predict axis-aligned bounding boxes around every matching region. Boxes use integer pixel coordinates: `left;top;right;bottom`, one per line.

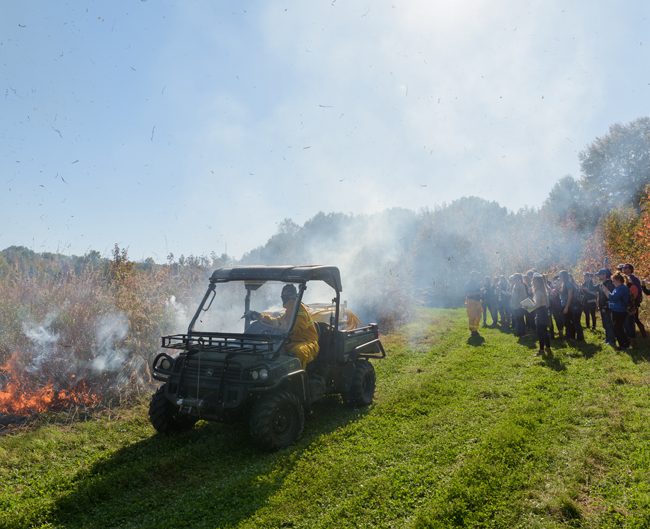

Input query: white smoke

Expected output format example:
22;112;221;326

19;310;131;379
22;313;60;373
166;295;189;332
90;313;129;373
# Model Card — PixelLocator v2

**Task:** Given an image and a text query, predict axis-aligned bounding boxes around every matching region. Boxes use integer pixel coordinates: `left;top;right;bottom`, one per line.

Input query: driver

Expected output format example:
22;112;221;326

248;284;319;368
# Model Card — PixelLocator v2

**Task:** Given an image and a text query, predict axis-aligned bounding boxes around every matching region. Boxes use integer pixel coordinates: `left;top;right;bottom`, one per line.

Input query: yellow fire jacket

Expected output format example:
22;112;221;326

260;300;319;367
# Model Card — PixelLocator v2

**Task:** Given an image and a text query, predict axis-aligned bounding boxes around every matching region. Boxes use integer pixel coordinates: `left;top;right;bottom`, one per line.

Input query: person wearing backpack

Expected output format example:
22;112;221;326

596;268;616;347
622;263;646;338
549;275;565;339
496;275;510;329
600;272;631;350
581;272;598;330
481;276;498;327
530;274;552;355
510;273;528;337
524;270;536;331
559;270;584;342
545;276;556;339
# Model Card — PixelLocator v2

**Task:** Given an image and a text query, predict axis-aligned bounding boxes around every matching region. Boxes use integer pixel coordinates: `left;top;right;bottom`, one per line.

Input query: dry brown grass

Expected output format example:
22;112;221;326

0;250;209;411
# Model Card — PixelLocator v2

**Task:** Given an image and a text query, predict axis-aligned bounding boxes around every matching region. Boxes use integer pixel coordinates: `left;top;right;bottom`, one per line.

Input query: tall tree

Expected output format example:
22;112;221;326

541;175;597;231
579;117;650;211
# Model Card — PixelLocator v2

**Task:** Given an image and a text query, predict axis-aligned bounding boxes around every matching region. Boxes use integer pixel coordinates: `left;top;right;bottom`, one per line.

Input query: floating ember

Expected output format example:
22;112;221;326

0;352;101;416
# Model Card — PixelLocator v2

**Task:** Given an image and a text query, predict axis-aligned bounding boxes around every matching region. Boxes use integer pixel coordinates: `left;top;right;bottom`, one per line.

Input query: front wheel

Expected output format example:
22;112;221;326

149;385;197;434
249;391;304;450
345;360;376;407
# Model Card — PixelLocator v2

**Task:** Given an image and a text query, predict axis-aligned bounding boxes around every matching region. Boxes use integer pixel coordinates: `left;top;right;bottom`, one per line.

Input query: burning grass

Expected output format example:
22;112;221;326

0;249;204;420
0;352;101;416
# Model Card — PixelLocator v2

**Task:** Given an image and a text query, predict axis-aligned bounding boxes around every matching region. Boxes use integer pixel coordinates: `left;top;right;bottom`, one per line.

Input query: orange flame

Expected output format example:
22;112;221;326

0;353;101;416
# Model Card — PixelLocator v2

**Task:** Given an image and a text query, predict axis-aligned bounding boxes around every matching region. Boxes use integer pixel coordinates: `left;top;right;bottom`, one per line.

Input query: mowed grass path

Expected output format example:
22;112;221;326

1;309;649;529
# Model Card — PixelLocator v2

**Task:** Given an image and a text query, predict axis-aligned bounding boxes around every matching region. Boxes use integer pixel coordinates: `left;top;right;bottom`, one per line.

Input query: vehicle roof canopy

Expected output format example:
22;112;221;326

210;265;342;292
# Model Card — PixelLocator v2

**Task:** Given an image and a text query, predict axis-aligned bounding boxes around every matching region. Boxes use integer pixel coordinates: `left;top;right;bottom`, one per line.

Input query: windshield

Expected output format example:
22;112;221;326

191;281;301;336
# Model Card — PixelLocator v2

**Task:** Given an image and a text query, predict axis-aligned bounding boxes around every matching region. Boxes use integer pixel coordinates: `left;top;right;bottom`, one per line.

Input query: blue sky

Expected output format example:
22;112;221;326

2;1;649;261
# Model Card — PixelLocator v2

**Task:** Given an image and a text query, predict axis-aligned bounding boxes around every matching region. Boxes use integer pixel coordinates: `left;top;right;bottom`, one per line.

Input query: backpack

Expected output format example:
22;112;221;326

574;284;585;306
567;283;583;309
627;282;640;312
629;275;643;307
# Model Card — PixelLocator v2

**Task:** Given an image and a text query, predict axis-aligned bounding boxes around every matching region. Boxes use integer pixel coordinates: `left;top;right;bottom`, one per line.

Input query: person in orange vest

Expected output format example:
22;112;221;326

464;271;483;337
250;284;319;368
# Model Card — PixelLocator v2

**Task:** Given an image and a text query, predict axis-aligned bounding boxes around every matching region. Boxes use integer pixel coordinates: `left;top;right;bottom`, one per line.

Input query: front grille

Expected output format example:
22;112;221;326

182;361;242;382
175;357;244;402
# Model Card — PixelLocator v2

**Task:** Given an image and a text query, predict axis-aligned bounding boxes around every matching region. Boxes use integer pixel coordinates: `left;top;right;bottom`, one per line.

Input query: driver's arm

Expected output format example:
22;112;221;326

259;307;291;330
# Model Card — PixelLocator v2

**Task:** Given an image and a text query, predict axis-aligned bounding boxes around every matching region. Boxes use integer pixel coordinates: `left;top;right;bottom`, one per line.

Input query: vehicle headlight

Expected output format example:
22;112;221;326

249;367;269;381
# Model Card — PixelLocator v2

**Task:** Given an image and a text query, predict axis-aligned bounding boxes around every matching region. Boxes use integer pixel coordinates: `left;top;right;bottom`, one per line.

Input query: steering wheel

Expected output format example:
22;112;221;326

245;319;277;335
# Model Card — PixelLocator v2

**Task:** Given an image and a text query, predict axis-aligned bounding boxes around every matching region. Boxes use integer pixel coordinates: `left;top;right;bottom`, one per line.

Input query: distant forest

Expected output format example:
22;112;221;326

4;116;650;306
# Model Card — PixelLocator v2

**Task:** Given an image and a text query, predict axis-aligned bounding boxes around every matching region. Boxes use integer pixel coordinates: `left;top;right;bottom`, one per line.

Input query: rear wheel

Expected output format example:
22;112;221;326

345;360;376;406
149;385;197;434
249;391;304;450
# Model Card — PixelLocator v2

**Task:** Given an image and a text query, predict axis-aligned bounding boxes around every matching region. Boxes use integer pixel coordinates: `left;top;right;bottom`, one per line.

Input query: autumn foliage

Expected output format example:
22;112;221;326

580;185;650;323
635;186;650;274
600;186;650;278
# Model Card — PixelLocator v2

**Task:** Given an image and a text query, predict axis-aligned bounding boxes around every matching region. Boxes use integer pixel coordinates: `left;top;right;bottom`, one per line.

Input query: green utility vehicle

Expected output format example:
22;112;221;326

149;265;385;450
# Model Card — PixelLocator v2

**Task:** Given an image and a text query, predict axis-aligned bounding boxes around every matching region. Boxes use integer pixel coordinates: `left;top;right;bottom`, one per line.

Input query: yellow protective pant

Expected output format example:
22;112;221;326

288;341;319;368
465;299;482;332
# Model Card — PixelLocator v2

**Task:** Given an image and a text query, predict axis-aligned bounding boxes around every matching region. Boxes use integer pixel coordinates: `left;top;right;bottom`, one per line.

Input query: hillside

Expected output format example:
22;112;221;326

1;309;649;529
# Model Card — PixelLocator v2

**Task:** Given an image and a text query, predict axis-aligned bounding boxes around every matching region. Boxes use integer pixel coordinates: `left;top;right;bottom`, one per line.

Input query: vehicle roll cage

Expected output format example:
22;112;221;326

178;266;343;356
209;265;342;292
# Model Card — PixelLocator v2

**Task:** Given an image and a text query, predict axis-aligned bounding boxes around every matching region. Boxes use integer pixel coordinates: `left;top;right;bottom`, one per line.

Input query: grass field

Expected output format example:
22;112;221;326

1;308;649;529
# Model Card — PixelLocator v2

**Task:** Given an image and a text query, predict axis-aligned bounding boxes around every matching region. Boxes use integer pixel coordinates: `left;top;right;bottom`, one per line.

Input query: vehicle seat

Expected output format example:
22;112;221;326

315;321;332;347
310;321;335;368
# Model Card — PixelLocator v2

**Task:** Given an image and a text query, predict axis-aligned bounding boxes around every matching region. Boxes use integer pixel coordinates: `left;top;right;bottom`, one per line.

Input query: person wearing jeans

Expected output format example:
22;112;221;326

623;263;646;338
596;268;615;346
600;272;631;350
581;272;598;329
510;273;528;337
530;274;551;355
559;270;584;342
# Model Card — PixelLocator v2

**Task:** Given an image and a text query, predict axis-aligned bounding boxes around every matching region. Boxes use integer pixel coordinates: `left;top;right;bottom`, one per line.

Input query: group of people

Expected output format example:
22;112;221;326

464;263;649;354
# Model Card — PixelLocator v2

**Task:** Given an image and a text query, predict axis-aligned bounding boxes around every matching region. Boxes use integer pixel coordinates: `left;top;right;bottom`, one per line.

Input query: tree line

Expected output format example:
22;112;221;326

0;116;647;407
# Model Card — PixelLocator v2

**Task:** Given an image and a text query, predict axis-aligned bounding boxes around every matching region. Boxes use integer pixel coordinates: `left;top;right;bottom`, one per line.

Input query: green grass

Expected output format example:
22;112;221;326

1;309;649;528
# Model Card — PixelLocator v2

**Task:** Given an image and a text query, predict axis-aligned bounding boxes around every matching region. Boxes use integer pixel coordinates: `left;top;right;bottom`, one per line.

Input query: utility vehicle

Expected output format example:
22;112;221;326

149;265;385;450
